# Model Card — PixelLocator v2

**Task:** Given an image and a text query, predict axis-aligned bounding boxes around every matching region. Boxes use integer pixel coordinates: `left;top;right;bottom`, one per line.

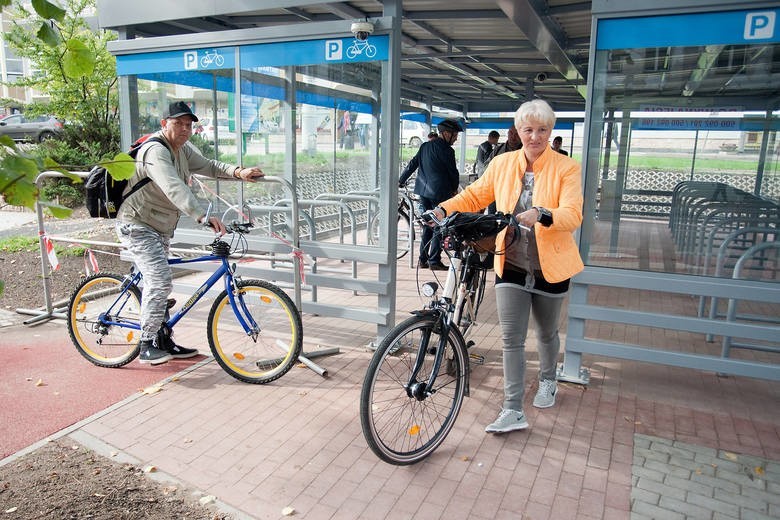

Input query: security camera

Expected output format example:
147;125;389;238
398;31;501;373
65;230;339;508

535;72;547;82
351;21;374;41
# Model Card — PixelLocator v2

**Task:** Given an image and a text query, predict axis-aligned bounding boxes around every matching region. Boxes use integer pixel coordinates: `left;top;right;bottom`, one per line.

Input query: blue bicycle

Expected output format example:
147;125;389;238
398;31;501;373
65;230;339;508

67;221;303;384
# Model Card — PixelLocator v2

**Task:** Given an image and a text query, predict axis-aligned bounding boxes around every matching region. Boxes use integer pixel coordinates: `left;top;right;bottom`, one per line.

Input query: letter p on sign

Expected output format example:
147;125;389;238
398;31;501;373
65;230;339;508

184;51;198;70
744;11;775;40
325;40;342;61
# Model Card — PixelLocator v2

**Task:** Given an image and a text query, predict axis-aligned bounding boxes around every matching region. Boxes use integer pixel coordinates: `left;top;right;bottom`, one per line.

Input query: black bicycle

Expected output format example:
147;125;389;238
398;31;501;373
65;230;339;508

369;186;418;259
360;211;523;464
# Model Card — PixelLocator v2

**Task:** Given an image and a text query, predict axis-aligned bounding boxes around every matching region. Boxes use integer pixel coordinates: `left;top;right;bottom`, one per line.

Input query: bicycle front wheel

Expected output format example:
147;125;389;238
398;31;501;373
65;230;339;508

360;314;467;465
207;280;302;384
67;273;141;368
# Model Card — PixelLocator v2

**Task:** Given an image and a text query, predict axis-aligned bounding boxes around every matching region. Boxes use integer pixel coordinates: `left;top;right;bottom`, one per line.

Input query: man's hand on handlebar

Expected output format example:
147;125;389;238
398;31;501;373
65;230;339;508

201;215;227;236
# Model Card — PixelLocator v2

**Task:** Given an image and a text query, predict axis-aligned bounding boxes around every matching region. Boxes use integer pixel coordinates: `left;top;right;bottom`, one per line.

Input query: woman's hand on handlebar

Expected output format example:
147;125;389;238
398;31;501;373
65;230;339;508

420;207;446;226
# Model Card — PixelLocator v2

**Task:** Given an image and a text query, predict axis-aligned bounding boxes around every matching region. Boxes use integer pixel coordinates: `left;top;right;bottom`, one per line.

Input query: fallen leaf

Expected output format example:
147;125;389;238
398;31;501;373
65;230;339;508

141;385;163;395
4;507;18;513
460;456;470;462
199;495;216;506
110;451;118;457
94;493;106;497
35;379;44;387
71;445;79;451
724;452;738;461
143;466;156;473
171;376;180;382
183;438;193;444
755;466;765;476
281;506;295;516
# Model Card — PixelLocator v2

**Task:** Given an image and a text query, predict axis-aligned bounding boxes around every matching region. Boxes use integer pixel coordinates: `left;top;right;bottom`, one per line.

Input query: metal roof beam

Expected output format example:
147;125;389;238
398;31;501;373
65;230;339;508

402;9;506;21
496;0;587;98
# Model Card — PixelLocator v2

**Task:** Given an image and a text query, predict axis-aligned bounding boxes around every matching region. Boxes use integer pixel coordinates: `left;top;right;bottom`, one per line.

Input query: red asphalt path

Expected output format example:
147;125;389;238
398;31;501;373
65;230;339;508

0;322;204;460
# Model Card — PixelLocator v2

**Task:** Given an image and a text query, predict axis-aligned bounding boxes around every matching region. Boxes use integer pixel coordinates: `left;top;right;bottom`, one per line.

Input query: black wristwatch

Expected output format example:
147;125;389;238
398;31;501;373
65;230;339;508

534;206;553;227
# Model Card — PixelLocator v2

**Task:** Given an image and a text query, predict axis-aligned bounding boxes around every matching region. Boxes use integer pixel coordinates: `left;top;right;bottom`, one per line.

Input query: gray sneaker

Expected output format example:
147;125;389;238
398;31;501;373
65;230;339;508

533;379;557;408
485;409;529;433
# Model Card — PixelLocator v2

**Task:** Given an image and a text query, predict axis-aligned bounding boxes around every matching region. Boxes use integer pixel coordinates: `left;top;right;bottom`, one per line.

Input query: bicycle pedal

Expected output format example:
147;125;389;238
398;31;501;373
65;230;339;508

469;353;485;365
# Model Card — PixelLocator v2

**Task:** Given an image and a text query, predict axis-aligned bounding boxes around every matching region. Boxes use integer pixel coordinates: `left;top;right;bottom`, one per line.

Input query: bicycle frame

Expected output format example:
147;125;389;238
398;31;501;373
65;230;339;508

405;246;477;401
99;253;259;338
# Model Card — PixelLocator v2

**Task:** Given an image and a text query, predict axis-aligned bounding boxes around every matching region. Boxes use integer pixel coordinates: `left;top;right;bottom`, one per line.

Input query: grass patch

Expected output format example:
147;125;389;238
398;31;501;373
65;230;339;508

0;235;86;256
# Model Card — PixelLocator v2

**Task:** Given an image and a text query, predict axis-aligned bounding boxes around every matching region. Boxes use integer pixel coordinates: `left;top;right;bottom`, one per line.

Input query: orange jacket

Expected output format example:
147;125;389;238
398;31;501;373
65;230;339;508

440;145;584;283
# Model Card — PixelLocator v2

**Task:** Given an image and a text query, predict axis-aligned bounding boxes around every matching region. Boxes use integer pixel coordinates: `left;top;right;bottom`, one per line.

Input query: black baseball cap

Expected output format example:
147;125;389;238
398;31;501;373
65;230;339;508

163;101;198;122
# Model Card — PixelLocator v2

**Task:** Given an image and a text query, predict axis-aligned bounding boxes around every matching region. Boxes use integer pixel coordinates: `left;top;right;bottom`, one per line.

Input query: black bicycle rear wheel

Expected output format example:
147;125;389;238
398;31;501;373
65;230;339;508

360;314;467;465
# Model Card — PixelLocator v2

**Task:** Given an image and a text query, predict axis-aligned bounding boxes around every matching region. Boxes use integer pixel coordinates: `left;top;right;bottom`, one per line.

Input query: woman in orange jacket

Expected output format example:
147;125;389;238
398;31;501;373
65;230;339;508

430;99;584;433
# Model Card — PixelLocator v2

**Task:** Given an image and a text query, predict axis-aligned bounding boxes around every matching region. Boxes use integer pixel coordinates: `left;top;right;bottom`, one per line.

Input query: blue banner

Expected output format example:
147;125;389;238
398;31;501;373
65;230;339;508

117;35;388;76
118;47;236;76
241;35;389;67
597;9;779;49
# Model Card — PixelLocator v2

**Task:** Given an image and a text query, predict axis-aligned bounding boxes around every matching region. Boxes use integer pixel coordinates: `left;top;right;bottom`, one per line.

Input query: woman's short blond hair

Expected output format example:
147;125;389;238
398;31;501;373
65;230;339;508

514;99;556;129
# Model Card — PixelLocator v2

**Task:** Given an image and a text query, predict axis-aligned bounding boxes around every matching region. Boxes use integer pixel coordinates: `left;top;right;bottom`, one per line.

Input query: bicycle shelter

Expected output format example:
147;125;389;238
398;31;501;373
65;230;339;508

105;8;406;341
88;0;780;383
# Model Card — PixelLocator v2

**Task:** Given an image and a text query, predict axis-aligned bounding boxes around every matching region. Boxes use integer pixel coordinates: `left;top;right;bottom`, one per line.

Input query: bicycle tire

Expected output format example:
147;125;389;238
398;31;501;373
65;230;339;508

67;273;142;368
369;206;413;259
207;279;302;384
456;266;487;331
360;314;467;465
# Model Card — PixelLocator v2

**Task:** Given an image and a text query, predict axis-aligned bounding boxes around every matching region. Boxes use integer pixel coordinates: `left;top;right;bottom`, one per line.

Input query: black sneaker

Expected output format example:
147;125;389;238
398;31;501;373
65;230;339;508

138;340;173;365
158;334;199;359
428;262;448;271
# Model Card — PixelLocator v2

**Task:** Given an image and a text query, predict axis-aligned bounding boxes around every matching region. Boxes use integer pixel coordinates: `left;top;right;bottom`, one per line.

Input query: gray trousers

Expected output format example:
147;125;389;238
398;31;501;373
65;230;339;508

116;222;172;342
495;283;564;411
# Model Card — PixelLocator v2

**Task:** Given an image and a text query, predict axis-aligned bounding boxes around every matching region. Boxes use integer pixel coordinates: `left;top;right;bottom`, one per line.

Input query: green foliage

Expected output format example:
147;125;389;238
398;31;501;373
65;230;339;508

3;0;120;155
0;0;125;210
41;177;83;207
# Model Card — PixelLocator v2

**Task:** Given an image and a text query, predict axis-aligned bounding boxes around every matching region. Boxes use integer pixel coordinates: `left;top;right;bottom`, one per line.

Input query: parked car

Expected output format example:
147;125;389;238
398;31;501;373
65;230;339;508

400;119;428;147
0;114;64;142
199;117;235;143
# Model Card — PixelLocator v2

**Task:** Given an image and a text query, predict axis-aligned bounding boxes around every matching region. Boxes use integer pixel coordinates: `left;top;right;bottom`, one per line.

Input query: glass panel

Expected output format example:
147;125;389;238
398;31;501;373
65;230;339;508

238;40;384;247
119;36;388;248
583;11;779;282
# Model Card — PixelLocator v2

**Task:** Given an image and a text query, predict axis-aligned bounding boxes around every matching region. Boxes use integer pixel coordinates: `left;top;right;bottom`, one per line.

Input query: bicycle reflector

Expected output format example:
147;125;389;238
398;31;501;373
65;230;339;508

422;282;438;297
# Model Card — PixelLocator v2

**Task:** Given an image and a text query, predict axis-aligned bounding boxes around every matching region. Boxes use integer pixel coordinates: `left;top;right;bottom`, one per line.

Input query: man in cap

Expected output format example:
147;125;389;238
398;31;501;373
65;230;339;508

116;101;264;365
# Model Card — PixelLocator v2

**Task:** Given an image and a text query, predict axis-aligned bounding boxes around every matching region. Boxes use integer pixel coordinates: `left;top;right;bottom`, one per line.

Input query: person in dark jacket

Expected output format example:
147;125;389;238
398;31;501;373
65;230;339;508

474;130;500;178
399;118;463;270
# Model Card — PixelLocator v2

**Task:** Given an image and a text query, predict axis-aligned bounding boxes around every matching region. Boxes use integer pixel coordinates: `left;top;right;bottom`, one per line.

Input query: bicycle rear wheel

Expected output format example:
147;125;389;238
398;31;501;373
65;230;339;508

67;273;141;368
369;206;413;259
207;279;302;384
360;314;467;465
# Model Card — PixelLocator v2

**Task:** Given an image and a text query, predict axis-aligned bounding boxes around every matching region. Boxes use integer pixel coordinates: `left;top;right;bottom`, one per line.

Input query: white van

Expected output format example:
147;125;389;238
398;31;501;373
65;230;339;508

400;119;429;147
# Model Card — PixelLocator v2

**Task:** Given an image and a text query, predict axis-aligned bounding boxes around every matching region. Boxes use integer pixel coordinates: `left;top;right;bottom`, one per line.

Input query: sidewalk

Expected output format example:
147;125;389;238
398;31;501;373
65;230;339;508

2;262;780;519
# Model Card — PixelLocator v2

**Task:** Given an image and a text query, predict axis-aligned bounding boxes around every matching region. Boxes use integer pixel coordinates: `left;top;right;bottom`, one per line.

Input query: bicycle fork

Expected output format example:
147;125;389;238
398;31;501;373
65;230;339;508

224;269;260;342
405;310;452;401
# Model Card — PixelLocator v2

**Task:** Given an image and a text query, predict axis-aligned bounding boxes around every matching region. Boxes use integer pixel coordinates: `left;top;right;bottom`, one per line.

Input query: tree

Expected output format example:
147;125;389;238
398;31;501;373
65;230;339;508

0;0;133;296
4;0;121;165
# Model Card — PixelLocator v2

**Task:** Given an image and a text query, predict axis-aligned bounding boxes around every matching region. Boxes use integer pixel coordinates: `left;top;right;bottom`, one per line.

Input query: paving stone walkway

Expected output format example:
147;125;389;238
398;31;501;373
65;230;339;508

632;434;780;519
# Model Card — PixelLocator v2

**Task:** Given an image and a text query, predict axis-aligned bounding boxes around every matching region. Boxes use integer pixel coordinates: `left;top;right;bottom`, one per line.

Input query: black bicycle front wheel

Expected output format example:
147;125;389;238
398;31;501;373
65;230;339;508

67;273;142;368
360;314;467;465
